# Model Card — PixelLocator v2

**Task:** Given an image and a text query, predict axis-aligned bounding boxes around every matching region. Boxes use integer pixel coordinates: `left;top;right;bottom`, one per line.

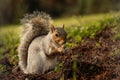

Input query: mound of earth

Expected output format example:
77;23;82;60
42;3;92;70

0;27;120;80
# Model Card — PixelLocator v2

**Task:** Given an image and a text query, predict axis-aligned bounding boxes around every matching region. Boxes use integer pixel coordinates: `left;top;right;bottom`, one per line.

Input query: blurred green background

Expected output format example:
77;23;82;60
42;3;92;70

0;0;120;75
0;0;120;25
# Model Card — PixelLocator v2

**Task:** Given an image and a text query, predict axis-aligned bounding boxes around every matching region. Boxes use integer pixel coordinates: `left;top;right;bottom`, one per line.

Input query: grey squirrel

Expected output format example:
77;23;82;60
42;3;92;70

18;11;67;74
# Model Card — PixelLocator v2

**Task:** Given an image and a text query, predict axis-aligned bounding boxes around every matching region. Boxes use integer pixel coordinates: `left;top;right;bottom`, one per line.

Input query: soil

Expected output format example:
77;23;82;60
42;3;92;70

0;27;120;80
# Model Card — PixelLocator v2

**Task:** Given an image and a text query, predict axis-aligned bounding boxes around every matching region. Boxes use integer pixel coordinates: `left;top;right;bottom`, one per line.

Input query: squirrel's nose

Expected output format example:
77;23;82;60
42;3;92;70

60;40;66;45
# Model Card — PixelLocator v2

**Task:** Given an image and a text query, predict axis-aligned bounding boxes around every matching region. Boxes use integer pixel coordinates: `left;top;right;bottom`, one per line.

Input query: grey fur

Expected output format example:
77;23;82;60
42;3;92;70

18;12;51;73
26;33;57;73
18;11;66;74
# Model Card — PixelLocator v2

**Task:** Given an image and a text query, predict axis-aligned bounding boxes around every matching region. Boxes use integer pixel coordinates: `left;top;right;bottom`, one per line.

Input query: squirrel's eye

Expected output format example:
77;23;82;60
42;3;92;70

55;34;59;37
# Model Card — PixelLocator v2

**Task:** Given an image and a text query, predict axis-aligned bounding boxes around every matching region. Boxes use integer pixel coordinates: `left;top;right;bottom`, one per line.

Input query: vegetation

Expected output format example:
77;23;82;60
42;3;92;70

55;12;120;47
0;12;120;79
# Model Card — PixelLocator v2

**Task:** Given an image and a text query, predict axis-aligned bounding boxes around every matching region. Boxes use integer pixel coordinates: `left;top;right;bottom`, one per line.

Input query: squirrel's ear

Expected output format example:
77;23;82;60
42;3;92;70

61;24;64;29
50;24;55;33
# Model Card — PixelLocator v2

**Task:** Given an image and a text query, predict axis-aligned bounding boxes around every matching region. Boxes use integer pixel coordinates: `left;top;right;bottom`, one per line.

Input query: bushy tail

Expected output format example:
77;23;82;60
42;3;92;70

18;11;52;72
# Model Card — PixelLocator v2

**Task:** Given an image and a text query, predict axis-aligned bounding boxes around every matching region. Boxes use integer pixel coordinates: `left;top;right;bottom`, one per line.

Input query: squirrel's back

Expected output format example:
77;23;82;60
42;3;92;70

18;11;52;72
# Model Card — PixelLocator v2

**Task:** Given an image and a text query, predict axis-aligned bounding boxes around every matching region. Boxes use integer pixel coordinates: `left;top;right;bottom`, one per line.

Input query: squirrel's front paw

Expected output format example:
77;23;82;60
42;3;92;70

57;45;64;53
49;45;65;54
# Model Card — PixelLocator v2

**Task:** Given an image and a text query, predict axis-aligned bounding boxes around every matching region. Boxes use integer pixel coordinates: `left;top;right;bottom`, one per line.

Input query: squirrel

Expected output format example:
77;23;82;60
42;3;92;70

18;11;67;74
